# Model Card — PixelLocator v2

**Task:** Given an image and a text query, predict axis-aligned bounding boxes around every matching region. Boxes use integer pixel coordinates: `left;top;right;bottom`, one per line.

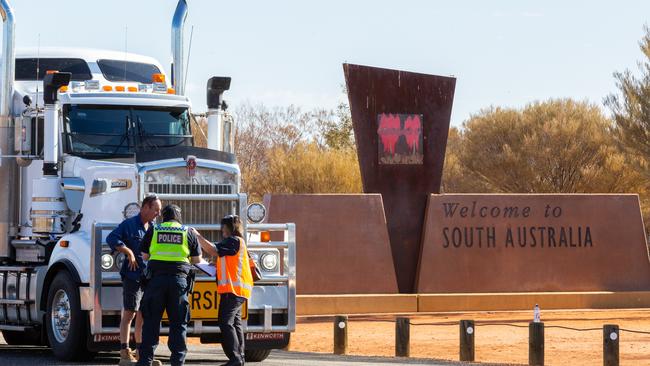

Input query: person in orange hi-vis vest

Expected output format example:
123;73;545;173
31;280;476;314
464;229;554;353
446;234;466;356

193;215;253;366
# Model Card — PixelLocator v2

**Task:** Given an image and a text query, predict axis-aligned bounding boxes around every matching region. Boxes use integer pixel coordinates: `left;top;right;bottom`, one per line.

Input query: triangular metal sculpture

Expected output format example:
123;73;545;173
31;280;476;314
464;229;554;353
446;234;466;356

344;63;456;293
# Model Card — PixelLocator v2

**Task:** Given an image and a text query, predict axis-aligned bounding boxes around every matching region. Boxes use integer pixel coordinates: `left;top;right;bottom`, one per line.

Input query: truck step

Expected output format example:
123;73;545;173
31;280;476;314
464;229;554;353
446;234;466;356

0;299;34;305
0;324;35;331
0;266;35;271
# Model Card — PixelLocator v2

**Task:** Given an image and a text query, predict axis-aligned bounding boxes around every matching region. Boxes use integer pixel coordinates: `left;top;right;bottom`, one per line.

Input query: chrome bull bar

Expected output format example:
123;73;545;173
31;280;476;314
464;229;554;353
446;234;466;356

90;193;296;335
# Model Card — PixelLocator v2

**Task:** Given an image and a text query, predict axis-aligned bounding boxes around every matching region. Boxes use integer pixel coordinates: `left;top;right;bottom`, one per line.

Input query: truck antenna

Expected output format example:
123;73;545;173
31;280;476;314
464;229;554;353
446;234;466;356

183;25;194;92
123;25;128;81
34;33;40;110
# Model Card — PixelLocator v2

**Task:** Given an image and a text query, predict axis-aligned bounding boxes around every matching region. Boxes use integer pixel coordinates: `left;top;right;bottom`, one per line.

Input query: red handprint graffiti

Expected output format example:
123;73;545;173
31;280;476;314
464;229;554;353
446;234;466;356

378;114;401;154
377;113;424;164
403;115;422;153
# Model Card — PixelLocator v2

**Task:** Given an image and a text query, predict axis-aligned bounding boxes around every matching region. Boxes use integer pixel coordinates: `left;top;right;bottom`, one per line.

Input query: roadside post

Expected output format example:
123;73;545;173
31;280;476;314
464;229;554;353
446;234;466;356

460;320;475;362
529;322;544;366
395;317;410;357
603;324;619;366
334;315;348;355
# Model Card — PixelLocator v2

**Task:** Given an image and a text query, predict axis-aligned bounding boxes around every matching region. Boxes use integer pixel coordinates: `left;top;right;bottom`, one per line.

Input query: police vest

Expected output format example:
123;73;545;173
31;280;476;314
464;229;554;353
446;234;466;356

217;236;253;299
149;222;190;263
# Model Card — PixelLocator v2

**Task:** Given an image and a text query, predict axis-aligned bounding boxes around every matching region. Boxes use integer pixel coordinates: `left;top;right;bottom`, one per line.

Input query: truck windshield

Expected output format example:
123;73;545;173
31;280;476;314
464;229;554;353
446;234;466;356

62;105;193;158
97;60;161;83
16;58;92;81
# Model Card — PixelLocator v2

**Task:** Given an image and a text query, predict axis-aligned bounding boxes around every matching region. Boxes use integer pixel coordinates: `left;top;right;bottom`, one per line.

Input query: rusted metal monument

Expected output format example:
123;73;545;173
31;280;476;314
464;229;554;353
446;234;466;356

264;64;650;305
343;63;456;292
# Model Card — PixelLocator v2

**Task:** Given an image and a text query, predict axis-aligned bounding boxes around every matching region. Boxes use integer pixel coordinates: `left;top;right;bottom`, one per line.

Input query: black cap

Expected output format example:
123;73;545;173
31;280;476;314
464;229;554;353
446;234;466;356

162;204;183;223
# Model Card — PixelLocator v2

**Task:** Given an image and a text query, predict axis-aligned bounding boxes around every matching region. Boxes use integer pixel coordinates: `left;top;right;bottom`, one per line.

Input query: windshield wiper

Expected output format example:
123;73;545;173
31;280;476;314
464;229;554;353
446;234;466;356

109;115;132;155
136;116;161;150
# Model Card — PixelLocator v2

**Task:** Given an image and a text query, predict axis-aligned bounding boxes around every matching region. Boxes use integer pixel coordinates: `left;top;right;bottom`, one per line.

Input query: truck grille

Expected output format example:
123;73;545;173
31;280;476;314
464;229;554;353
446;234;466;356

147;183;235;242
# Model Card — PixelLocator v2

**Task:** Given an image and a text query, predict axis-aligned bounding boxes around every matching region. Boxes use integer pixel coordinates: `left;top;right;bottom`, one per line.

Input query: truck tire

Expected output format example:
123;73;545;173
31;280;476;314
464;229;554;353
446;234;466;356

45;271;94;361
1;329;42;345
245;349;272;362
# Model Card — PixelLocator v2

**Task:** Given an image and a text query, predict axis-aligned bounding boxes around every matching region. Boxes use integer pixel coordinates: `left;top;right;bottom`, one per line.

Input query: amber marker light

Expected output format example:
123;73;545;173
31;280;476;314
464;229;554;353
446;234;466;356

59;86;68;93
59;240;69;248
167;88;175;94
115;85;125;92
152;73;165;83
260;231;271;242
102;85;113;91
127;86;137;92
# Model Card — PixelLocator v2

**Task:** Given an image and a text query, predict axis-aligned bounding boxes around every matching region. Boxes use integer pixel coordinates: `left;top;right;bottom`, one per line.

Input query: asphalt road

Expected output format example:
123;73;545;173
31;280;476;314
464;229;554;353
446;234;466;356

0;343;511;366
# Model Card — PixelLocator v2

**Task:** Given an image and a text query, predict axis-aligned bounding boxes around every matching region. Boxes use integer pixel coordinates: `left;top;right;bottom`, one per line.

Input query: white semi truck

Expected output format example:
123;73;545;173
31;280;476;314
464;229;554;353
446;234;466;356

0;0;296;362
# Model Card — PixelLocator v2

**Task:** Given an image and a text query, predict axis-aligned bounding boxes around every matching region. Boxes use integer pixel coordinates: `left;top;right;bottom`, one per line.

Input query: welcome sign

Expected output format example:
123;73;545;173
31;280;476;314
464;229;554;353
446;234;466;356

416;194;650;293
439;201;593;249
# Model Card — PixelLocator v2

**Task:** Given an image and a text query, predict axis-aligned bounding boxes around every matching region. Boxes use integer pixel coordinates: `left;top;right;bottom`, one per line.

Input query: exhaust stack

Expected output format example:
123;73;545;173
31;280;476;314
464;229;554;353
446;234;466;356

42;72;71;176
171;0;188;95
206;76;231;151
0;0;14;117
0;0;16;258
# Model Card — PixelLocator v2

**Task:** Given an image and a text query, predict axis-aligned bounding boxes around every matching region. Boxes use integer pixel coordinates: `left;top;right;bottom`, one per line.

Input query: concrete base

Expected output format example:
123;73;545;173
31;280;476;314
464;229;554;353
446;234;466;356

418;291;650;312
297;294;418;316
296;292;650;316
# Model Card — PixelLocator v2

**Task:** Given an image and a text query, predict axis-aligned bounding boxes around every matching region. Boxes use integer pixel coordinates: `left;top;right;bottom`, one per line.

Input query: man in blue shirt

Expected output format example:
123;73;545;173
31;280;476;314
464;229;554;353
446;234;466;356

107;195;161;365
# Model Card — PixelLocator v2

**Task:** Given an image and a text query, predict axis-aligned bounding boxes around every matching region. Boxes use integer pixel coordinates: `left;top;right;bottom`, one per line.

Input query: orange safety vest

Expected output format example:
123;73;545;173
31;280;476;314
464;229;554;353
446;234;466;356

216;236;253;299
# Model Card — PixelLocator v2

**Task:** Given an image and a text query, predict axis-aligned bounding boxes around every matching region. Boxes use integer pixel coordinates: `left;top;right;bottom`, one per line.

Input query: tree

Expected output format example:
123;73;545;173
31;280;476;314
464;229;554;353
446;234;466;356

232;102;318;196
603;26;650;228
191;114;208;148
229;102;361;200
319;102;355;150
258;142;362;196
605;25;650;176
441;127;490;193
454;99;644;194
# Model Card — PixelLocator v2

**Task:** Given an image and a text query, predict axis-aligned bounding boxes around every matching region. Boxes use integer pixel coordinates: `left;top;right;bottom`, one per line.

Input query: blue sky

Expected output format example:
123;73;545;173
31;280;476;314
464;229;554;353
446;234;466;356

10;0;650;126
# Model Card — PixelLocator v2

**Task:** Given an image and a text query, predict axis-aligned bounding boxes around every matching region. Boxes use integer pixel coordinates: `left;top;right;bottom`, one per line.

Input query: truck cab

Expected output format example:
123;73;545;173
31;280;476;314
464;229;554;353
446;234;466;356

0;1;296;363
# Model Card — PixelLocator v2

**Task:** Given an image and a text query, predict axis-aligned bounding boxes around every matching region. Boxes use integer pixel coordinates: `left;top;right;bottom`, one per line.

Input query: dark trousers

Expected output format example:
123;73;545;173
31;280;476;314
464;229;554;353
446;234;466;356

137;274;190;366
219;293;246;366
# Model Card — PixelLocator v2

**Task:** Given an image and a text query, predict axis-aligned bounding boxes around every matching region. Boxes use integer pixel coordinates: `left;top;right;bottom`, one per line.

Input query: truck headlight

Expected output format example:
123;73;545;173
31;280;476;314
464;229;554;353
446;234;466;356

260;252;278;271
85;80;100;90
123;202;140;219
101;253;114;270
247;203;266;223
115;253;126;270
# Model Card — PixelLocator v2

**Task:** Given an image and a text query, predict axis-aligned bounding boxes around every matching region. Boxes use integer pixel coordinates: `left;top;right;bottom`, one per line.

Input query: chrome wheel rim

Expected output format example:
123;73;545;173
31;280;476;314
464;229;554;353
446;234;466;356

50;289;71;343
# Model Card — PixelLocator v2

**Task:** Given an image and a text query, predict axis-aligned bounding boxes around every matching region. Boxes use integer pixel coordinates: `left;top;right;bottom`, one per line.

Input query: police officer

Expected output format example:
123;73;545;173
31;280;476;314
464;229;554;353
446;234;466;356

194;215;253;366
136;204;202;366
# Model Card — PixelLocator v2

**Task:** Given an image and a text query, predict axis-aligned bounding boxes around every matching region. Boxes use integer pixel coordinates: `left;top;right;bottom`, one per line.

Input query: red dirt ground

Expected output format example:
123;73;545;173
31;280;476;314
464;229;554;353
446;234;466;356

287;309;650;365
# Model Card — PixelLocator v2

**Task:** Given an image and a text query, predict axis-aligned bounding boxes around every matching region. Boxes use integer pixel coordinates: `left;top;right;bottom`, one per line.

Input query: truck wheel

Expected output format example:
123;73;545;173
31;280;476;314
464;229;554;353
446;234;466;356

45;271;93;361
244;349;272;362
1;329;42;345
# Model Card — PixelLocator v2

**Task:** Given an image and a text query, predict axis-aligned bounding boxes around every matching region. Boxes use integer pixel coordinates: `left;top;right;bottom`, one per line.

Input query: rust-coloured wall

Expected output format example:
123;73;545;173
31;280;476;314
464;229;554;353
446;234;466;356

265;194;399;294
417;194;650;293
344;64;456;293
